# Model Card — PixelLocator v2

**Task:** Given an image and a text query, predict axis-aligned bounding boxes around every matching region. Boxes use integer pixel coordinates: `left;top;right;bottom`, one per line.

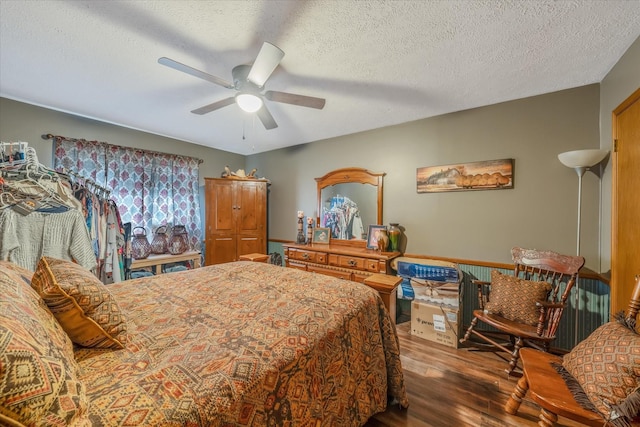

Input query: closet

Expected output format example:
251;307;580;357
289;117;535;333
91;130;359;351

204;177;268;265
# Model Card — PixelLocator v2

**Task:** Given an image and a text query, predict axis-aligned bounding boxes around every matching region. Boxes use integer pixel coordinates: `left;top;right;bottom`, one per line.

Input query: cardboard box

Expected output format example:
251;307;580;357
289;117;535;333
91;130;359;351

398;277;462;308
411;301;462;348
393;257;463;309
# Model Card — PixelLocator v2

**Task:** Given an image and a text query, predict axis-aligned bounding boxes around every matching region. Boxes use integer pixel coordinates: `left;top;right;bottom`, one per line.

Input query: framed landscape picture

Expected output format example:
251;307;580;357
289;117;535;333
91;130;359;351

417;158;514;193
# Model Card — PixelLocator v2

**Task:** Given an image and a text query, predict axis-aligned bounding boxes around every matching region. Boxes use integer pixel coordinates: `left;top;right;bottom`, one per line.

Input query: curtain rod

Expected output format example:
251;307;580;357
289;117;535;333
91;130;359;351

41;133;204;164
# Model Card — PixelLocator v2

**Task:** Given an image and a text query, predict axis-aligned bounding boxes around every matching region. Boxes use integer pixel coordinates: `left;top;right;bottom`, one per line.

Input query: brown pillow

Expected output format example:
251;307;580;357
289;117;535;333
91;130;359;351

485;270;552;326
0;268;89;426
563;321;640;424
31;256;127;349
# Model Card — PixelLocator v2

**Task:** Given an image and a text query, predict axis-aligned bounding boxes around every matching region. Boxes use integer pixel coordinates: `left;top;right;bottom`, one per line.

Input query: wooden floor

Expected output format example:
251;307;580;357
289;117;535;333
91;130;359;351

365;322;586;427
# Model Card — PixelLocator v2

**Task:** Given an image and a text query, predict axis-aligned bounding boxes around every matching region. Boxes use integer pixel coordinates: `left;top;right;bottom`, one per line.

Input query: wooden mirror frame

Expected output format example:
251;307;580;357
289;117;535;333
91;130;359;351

315;167;385;248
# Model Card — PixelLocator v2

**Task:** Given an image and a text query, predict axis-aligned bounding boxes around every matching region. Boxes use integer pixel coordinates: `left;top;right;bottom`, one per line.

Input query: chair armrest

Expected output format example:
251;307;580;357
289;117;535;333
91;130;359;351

471;279;491;287
536;301;564;310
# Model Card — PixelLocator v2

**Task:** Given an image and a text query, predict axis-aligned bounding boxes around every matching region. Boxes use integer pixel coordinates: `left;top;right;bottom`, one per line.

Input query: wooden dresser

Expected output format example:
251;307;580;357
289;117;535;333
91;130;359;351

283;242;401;282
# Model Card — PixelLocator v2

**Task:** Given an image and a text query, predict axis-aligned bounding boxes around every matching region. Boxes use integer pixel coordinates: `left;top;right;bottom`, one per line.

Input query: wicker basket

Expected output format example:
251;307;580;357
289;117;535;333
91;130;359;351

131;226;152;260
168;225;189;255
150;225;169;254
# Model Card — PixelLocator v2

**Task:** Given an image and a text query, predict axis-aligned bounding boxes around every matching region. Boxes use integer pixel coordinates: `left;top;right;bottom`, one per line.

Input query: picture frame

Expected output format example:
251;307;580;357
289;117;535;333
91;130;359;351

312;227;331;244
366;225;387;250
417;158;514;193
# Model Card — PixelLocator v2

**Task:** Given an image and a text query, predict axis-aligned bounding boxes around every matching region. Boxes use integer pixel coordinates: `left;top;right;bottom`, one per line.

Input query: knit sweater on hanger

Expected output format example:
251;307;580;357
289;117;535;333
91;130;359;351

0;208;97;272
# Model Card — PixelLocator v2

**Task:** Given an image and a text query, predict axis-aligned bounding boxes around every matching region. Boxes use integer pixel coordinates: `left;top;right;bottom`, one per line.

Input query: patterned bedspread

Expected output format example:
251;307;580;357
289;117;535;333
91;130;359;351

74;261;408;426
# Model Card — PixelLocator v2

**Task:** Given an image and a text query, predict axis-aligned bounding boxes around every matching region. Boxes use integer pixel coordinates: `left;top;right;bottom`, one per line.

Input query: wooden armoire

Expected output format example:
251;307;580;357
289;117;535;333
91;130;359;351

204;177;268;265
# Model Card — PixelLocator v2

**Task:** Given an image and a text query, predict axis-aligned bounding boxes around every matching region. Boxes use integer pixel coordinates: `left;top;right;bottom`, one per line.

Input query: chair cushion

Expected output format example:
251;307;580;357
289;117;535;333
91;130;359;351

31;256;128;349
484;270;552;326
563;320;640;425
0;267;89;426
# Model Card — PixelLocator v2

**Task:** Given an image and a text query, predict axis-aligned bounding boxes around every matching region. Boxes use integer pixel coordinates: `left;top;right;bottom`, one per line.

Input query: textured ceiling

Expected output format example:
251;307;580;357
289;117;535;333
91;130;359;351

1;1;639;155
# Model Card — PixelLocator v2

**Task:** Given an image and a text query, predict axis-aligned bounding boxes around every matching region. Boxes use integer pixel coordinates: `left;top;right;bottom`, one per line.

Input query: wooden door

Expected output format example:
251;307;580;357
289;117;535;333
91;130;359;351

236;181;266;235
611;88;640;314
237;235;264;257
207;179;235;234
236;181;267;257
204;179;236;265
208;235;237;264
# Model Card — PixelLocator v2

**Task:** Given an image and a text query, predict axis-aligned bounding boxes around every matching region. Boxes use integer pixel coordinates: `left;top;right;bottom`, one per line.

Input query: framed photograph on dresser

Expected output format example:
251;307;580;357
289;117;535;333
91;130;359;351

366;225;387;250
312;227;331;244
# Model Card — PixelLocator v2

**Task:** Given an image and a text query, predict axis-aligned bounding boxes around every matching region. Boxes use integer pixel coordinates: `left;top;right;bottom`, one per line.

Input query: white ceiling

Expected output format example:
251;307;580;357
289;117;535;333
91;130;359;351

1;1;639;156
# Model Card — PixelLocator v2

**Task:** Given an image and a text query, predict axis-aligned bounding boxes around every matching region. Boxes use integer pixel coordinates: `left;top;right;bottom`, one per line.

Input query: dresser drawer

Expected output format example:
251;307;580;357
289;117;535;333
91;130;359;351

287;261;308;272
329;254;367;270
308;265;353;281
364;259;380;272
290;249;327;264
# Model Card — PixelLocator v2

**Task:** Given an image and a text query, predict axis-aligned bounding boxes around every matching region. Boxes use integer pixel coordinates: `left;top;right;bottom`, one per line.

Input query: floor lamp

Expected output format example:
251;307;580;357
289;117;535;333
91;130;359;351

557;148;608;346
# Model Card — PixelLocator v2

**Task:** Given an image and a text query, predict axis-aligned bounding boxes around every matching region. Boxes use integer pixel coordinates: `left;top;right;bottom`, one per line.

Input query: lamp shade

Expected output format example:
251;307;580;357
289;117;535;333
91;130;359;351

235;93;263;113
558;149;608;169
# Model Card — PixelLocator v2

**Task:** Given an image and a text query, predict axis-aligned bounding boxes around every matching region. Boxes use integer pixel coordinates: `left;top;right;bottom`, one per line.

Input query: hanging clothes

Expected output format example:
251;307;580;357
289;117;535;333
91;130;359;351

0;208;96;272
60;170;126;283
0;147;96;271
322;195;362;239
0;146;125;282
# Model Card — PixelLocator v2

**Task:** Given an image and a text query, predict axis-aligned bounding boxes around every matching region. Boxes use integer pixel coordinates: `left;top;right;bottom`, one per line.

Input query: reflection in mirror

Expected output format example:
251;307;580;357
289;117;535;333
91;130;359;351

320;184;377;239
316;168;385;246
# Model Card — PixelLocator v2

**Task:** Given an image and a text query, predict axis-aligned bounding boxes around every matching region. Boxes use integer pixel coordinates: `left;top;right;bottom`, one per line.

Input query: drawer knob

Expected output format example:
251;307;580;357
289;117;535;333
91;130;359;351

302;253;309;260
348;259;356;266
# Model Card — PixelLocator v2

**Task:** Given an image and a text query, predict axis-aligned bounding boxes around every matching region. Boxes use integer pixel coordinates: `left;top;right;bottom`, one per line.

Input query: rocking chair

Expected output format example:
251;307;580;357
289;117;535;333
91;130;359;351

459;247;585;375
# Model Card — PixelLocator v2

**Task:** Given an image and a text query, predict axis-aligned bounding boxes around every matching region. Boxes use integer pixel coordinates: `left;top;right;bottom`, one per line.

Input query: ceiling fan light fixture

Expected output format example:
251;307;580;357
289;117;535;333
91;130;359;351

235;93;263;113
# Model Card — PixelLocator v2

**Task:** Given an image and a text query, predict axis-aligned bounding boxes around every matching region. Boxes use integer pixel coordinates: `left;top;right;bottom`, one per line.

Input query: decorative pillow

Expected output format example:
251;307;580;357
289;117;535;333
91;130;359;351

563;320;640;425
31;256;127;349
0;268;89;426
0;260;33;283
484;270;552;326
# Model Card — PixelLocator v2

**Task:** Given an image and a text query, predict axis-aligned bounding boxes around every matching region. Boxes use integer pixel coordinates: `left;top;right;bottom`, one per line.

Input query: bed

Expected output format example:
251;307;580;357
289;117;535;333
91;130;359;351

0;258;408;426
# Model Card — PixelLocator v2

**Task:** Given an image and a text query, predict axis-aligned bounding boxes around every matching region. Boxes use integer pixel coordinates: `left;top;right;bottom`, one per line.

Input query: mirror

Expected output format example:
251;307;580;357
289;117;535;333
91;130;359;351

316;167;385;247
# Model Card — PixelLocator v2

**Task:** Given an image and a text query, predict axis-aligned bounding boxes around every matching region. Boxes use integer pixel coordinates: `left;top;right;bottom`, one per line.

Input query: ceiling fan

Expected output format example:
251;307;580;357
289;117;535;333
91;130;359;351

158;42;326;130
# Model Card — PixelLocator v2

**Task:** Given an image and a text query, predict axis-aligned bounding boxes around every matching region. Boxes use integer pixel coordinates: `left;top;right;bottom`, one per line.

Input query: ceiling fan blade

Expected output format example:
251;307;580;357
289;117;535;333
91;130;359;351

158;57;234;89
191;97;236;115
265;90;326;109
256;104;278;130
247;42;284;87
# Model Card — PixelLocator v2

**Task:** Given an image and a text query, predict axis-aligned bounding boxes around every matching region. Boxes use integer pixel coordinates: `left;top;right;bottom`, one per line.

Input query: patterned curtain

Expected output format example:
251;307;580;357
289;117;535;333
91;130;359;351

54;137;202;250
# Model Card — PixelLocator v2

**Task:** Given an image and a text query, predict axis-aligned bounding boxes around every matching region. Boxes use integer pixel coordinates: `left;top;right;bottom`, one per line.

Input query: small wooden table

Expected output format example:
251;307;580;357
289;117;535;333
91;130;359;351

131;250;201;275
364;274;402;323
238;253;270;262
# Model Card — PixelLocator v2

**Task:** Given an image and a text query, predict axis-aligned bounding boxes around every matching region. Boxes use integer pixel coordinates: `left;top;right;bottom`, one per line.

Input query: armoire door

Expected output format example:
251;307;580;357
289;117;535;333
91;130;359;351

207;179;236;234
611;87;640;315
208;235;237;265
236;181;266;235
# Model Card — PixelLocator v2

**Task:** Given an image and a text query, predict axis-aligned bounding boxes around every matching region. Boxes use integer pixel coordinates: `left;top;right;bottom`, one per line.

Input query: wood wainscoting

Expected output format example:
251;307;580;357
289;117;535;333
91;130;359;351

366;322;587;427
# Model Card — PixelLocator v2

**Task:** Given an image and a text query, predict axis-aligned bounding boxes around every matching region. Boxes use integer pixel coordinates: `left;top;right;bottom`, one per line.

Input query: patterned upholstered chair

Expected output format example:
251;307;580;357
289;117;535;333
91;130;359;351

459;247;584;375
505;275;640;426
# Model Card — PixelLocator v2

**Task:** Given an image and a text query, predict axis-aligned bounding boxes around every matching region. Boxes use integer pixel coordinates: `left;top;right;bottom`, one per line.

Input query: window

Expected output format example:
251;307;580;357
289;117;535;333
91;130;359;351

53;137;202;250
